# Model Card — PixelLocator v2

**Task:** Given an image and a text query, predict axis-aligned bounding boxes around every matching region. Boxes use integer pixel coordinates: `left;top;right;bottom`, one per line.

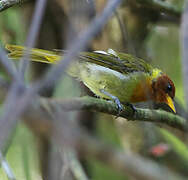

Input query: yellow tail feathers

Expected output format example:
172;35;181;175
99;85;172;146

5;44;61;64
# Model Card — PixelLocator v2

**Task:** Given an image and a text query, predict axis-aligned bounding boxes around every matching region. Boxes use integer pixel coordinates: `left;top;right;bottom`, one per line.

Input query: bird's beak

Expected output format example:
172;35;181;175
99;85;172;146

166;95;176;113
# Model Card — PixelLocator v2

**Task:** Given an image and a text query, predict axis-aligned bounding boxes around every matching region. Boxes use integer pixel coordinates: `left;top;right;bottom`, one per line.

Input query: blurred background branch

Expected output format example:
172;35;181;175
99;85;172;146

133;0;181;17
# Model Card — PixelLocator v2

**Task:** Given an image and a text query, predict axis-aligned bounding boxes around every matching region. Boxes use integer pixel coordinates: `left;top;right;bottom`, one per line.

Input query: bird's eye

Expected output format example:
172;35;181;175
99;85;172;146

166;83;172;92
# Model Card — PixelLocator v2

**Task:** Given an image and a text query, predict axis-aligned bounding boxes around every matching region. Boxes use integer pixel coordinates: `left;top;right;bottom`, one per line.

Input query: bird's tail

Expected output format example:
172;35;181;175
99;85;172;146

5;44;61;64
5;44;82;77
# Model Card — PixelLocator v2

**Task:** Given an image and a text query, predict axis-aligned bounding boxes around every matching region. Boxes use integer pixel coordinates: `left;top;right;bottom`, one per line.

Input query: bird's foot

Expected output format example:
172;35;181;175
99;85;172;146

100;89;123;116
114;97;123;117
123;102;136;114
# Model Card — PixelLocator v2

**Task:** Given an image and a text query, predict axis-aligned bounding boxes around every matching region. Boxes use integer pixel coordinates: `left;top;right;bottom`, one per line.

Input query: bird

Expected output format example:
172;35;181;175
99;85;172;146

5;44;176;113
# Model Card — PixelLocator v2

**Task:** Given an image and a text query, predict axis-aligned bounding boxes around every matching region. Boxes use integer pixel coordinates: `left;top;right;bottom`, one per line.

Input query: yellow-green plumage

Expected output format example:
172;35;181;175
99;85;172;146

6;44;163;103
76;62;151;101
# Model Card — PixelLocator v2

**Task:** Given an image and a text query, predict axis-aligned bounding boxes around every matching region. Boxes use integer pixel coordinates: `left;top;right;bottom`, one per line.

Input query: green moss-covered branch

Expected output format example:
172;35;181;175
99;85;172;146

39;96;187;131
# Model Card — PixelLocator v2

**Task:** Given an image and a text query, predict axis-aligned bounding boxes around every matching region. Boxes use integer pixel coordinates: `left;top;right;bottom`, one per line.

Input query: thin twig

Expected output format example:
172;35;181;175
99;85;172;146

19;0;47;77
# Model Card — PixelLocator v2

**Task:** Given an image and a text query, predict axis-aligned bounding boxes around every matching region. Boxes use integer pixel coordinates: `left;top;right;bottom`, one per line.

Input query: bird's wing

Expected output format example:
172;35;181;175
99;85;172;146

79;51;153;75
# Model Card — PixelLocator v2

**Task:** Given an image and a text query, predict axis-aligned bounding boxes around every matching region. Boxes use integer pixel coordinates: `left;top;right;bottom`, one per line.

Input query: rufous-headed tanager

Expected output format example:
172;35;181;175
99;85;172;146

5;44;176;113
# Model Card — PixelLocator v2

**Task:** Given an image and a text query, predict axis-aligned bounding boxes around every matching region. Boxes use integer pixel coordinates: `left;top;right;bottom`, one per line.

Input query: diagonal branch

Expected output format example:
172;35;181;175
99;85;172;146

18;0;47;77
0;0;28;12
37;96;187;131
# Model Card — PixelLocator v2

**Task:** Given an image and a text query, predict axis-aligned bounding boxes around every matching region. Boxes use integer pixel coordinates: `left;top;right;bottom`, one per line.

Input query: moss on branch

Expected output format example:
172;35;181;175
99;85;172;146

39;96;187;131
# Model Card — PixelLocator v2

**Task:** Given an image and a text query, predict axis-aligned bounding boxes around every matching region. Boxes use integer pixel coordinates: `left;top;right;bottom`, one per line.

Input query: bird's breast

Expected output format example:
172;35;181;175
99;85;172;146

78;63;153;103
130;76;153;102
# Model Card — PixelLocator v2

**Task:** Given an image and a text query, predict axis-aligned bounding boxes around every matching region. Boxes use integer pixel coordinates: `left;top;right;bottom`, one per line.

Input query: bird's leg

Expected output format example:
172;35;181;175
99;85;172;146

100;89;123;115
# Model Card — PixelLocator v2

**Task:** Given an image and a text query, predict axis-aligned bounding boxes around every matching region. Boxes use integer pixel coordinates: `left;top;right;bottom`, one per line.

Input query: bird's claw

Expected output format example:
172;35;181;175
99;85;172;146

124;102;136;114
114;98;123;116
99;89;123;117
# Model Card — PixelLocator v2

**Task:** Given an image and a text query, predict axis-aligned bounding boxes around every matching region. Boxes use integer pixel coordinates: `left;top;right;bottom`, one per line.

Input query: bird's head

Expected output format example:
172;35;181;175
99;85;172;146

151;74;176;113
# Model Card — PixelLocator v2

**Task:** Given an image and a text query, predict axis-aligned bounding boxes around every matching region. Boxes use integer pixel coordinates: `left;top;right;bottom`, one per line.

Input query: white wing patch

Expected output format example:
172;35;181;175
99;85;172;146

86;63;129;80
93;50;108;55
